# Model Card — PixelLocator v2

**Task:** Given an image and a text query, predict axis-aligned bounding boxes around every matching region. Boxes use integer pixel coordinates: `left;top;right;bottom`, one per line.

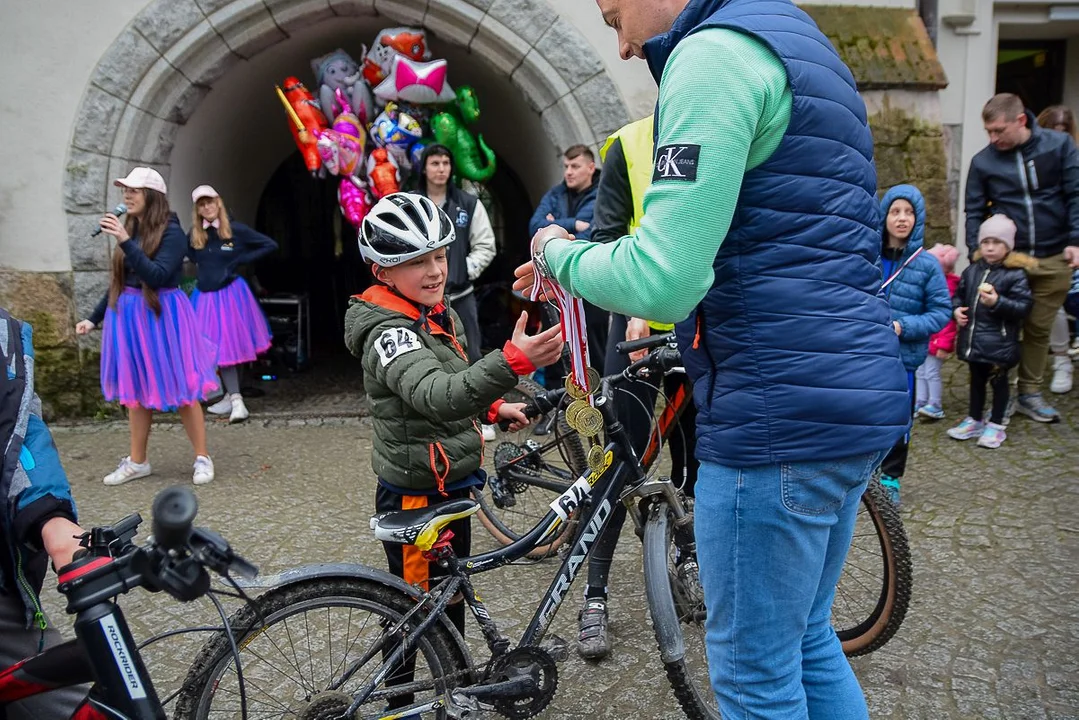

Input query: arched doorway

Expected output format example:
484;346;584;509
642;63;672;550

65;0;629;401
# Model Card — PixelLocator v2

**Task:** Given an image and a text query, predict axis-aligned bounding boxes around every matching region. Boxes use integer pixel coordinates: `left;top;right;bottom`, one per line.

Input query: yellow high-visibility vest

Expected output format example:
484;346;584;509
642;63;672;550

600;116;674;332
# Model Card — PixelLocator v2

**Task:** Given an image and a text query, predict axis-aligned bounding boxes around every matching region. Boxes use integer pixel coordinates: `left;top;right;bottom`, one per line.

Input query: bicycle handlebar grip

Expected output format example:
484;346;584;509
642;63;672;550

615;332;675;355
497;401;541;432
152;486;198;550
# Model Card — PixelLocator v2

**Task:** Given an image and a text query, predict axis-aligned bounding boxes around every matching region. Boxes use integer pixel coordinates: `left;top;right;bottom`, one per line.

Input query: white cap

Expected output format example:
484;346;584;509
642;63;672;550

114;167;167;194
191;184;219;203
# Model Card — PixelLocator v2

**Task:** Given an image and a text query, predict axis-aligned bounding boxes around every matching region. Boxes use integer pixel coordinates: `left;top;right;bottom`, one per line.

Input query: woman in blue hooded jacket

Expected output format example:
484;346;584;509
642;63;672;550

878;185;953;504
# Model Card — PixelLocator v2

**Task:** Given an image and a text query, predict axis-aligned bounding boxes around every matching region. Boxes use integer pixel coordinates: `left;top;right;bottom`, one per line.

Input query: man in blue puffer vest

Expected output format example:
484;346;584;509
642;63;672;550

877;185;952;504
514;0;910;716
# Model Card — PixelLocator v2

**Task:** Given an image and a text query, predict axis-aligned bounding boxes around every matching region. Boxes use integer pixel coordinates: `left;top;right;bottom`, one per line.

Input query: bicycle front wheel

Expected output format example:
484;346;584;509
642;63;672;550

475;377;587;557
642;501;719;720
834;475;913;656
174;578;467;720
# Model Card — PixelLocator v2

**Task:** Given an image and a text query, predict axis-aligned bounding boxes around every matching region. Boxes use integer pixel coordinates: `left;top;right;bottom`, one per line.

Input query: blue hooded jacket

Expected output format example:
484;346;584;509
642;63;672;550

646;0;910;466
878;185;953;371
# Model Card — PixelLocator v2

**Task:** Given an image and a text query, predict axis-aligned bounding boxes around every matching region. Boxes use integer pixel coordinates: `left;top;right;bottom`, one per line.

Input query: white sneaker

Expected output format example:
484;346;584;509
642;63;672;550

207;396;233;415
1050;355;1073;394
104;457;152;486
482;424;497;441
228;394;249;423
193;455;215;485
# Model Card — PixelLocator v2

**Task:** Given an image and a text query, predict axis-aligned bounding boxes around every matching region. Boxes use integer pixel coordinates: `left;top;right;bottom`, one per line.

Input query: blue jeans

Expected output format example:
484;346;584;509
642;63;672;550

694;451;883;719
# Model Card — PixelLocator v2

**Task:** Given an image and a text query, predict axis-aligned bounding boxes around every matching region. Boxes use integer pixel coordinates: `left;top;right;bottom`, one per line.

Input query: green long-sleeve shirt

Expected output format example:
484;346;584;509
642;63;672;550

544;28;793;324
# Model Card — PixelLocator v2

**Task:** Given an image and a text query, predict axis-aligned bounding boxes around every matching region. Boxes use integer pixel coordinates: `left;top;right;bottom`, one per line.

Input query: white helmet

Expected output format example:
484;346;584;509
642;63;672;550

358;192;455;266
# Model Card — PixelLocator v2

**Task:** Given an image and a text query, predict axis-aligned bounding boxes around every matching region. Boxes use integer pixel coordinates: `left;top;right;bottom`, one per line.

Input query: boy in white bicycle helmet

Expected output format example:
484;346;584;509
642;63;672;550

345;193;561;708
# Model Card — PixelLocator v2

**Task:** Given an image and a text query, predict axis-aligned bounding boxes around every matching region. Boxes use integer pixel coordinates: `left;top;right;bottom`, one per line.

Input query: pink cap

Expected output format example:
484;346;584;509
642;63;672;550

114;167;167;194
978;214;1016;251
926;243;960;273
191;184;219;203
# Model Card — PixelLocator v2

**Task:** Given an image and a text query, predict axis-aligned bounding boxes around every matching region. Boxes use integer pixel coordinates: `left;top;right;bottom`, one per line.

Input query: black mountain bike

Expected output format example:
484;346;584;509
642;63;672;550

476;333;912;659
174;337;909;720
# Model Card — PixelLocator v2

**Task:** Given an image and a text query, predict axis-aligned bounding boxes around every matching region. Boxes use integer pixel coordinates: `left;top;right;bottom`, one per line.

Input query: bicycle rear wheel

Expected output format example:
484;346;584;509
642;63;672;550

174;578;467;719
834;474;912;656
475;377;588;557
642;500;718;720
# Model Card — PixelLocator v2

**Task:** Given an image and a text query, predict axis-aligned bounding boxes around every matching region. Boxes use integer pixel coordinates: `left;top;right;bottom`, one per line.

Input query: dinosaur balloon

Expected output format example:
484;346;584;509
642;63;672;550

429;86;496;182
278;77;329;175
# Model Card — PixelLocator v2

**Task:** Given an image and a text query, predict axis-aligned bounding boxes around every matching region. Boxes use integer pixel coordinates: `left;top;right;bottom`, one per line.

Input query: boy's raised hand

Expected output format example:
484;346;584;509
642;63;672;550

511;311;564;369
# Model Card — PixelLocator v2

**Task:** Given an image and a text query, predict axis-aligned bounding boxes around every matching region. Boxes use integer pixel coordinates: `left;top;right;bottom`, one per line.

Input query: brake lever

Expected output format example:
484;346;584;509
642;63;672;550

189;527;259;580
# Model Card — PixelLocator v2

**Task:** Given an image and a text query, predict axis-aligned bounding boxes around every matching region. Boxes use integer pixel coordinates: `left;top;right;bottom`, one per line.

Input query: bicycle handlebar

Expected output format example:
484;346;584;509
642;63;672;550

614;332;675;355
57;486;256;612
498;341;683;431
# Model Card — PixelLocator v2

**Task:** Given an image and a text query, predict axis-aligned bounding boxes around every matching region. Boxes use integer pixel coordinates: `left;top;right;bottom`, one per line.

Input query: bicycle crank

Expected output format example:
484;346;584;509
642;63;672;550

490;646;559;719
295;690;355;720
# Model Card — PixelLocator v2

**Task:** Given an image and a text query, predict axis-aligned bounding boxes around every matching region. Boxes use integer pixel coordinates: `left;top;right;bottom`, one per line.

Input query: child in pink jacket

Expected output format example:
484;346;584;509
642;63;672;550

916;243;961;419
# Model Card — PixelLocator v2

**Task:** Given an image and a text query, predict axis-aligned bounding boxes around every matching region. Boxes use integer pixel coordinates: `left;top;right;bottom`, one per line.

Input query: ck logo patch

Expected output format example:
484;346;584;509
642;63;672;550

456;208;469;227
652;144;700;182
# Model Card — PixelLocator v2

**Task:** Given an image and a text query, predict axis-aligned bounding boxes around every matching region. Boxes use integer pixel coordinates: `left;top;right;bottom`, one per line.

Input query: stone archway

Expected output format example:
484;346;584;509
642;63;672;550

65;0;630;320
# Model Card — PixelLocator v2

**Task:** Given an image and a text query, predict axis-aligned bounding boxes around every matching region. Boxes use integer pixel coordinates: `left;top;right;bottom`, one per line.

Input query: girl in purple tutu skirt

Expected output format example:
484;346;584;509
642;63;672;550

75;168;218;486
187;185;278;423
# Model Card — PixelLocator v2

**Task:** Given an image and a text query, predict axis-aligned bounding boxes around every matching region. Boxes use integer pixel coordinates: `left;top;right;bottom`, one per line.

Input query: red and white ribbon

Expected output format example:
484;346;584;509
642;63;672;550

530;241;594;404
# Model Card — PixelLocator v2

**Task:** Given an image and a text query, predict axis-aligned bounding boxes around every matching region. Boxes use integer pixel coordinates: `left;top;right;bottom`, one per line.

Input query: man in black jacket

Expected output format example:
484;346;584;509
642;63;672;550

415;144;497;364
965;93;1079;423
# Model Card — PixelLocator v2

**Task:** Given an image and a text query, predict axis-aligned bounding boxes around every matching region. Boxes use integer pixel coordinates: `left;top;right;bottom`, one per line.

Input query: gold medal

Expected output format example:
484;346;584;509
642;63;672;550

587;443;606;473
565;399;589;432
574;405;604;436
564;368;600;399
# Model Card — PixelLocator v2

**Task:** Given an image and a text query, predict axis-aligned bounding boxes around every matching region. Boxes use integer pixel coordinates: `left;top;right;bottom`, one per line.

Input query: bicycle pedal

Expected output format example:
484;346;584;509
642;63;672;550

542;632;569;663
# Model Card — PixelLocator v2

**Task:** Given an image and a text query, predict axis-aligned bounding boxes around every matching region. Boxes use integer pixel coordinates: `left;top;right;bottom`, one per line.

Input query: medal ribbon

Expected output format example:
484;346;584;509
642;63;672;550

529;243;594;404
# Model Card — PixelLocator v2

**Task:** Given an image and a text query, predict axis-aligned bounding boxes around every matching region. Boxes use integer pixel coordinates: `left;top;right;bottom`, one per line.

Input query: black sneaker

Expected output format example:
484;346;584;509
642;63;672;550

576;599;610;661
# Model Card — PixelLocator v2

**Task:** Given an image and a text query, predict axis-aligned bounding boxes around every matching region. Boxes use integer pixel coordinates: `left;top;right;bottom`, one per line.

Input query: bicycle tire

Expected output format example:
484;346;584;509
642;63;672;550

475;377;588;558
642;501;719;720
834;475;912;656
173;578;468;720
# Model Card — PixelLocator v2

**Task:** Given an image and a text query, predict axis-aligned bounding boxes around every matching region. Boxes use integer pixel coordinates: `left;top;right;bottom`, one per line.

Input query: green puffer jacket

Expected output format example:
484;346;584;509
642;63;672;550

344;285;520;493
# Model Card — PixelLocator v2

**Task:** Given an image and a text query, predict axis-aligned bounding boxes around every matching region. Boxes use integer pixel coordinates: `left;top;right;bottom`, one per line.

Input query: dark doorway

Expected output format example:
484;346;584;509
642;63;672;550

253;150;535;365
996;40;1067;115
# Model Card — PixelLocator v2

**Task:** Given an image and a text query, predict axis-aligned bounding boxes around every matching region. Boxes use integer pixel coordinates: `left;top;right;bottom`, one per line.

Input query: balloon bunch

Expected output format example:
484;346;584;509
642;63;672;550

274;27;498;230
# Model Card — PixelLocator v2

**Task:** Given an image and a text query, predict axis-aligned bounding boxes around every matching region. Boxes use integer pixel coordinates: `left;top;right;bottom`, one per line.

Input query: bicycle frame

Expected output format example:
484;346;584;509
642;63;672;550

0;570;166;720
352;398;662;718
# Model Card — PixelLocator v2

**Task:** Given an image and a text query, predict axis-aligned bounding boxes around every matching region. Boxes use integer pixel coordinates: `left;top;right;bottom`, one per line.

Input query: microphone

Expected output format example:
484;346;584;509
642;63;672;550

90;203;128;237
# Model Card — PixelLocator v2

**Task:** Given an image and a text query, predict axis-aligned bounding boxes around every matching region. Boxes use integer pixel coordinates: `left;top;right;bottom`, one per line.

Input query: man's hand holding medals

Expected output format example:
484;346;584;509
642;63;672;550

515;225;608;473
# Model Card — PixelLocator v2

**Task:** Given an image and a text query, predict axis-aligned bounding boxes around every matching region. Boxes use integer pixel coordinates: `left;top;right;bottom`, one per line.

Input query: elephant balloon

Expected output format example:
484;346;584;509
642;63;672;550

311;48;375;125
338;175;373;228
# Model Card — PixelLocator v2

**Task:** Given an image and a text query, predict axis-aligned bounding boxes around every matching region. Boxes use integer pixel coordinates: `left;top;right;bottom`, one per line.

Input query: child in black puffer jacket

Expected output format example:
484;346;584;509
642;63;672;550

948;214;1034;449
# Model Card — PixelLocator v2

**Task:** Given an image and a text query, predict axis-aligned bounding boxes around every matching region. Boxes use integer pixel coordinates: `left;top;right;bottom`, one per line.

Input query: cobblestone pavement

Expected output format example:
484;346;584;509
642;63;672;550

41;361;1078;719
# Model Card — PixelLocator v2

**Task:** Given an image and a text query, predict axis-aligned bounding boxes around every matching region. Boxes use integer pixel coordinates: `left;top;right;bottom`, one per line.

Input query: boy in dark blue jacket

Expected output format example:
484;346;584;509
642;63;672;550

878;185;953;504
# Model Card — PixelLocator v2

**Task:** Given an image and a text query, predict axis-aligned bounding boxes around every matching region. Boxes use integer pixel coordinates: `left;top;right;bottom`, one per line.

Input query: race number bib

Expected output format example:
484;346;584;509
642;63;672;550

374;328;421;367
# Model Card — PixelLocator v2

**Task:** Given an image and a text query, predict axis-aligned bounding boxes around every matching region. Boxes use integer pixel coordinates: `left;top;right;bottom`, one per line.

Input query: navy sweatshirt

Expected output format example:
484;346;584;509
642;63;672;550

187;222;278;292
89;214;188;325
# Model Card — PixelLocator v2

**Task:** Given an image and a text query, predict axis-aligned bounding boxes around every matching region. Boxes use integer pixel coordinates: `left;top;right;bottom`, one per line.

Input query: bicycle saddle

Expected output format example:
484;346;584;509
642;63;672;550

370;499;480;550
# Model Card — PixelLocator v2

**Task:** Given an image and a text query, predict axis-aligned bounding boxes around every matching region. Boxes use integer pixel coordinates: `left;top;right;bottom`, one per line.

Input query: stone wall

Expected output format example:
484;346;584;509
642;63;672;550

864;91;953;247
0;270;104;419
